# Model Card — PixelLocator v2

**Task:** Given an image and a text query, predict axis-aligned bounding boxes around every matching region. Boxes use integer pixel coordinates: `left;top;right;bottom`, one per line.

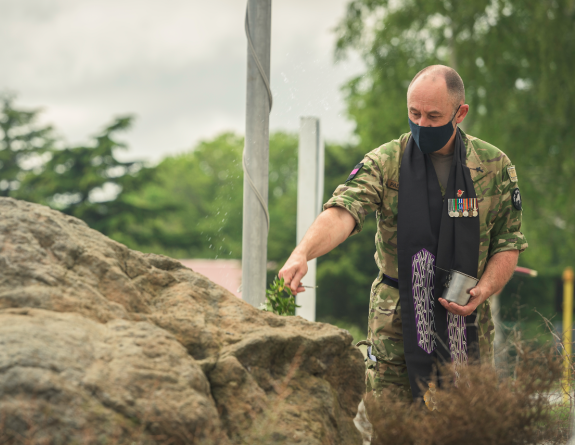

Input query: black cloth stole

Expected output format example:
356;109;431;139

397;128;480;401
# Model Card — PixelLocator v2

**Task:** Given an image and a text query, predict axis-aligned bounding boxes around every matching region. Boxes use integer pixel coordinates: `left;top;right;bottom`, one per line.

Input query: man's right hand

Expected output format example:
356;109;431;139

278;207;355;295
278;251;308;295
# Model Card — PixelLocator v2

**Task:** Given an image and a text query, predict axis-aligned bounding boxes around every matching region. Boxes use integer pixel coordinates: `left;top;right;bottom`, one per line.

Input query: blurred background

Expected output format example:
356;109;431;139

1;0;573;344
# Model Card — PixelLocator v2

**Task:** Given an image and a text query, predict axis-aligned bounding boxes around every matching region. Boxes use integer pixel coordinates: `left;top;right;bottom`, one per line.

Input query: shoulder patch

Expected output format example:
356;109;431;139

345;163;364;182
511;188;522;210
507;165;518;182
386;179;399;191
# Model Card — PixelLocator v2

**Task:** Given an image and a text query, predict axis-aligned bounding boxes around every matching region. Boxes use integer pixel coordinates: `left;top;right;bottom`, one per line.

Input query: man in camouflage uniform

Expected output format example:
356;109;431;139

279;65;527;400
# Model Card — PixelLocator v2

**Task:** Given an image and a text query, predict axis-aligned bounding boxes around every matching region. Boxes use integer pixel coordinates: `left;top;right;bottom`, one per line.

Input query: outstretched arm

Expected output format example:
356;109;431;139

439;249;519;316
279;207;356;294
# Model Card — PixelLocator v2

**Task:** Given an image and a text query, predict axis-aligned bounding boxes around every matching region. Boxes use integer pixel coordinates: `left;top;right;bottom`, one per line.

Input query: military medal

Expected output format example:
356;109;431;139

449;198;478;218
449;199;458;217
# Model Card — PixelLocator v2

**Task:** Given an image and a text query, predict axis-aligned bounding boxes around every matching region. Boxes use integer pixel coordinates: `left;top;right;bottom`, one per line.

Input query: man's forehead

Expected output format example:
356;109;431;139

407;75;451;109
408;75;448;96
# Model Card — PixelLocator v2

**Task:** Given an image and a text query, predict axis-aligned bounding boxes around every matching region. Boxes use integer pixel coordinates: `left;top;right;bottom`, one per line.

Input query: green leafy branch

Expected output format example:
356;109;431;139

260;276;300;316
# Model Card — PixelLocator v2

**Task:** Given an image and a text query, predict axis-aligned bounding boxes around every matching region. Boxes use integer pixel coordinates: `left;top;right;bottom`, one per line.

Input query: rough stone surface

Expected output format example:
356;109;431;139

0;198;364;444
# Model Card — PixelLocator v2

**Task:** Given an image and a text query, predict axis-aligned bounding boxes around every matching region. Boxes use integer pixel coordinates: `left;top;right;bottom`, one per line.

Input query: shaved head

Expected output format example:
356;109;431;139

408;65;465;109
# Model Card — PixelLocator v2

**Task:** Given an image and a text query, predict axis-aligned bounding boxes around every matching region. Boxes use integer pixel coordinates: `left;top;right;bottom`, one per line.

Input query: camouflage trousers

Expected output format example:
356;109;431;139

365;276;496;400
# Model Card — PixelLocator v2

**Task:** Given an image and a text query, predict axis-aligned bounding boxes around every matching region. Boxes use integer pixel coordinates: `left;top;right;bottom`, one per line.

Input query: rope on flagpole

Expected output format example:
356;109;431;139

243;4;272;233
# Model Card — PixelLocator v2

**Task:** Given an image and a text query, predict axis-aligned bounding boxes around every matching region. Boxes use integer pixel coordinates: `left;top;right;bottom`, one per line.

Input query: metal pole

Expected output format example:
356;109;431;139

491;292;505;368
296;117;324;321
242;0;272;308
563;267;574;404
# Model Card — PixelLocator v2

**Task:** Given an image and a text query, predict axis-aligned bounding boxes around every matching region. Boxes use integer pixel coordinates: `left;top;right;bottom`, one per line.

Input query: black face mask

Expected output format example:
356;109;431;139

408;105;461;154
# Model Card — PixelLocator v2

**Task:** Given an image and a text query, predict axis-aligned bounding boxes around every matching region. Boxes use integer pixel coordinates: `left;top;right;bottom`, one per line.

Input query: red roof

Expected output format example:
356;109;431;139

179;259;242;298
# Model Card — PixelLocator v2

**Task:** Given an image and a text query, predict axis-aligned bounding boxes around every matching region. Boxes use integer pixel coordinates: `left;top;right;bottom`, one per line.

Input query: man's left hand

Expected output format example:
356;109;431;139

438;286;488;317
438;250;519;316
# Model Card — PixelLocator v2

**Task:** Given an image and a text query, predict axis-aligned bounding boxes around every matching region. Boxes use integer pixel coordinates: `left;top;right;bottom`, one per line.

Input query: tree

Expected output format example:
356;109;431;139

109;132;301;262
15;115;154;235
0;94;56;196
334;0;575;277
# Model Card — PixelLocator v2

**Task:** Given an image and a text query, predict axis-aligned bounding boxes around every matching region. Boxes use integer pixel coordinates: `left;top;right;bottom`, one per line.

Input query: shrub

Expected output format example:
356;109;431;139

365;344;568;445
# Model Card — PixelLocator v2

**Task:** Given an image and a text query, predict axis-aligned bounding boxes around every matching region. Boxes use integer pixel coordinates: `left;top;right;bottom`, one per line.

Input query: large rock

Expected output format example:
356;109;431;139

0;198;364;444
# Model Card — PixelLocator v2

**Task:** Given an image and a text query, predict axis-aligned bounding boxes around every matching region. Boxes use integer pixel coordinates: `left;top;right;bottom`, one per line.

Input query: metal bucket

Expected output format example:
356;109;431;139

443;270;479;306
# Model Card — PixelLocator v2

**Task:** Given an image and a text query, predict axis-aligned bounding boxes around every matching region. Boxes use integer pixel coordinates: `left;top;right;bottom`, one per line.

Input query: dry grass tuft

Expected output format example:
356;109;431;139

365;344;570;445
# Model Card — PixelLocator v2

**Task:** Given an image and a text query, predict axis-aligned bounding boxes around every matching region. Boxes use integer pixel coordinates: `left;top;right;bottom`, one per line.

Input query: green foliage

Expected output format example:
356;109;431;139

0;95;155;235
335;0;575;276
112;131;299;261
0;94;56;196
104;132;245;258
261;276;300;316
16;115;152;230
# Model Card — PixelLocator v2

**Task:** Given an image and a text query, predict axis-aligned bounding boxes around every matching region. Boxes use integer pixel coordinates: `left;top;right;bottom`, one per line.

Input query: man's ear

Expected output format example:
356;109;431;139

456;104;470;123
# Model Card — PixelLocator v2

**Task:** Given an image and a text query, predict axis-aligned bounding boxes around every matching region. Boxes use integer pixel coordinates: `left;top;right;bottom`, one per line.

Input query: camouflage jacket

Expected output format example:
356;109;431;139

323;128;528;282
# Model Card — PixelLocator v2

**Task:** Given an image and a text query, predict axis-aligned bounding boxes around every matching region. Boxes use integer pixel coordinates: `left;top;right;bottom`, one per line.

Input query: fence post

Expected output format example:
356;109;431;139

295;117;323;321
563;267;574;404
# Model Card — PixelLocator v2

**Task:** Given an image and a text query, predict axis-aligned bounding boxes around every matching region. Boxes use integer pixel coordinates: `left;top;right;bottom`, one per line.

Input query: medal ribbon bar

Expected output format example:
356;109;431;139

448;198;479;218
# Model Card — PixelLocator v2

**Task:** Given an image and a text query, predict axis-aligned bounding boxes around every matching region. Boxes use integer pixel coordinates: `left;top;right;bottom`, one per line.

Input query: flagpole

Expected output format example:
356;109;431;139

242;0;272;307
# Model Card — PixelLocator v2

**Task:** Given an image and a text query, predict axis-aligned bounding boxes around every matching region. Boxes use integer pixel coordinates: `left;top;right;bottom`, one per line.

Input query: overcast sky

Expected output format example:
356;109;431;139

0;0;364;163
